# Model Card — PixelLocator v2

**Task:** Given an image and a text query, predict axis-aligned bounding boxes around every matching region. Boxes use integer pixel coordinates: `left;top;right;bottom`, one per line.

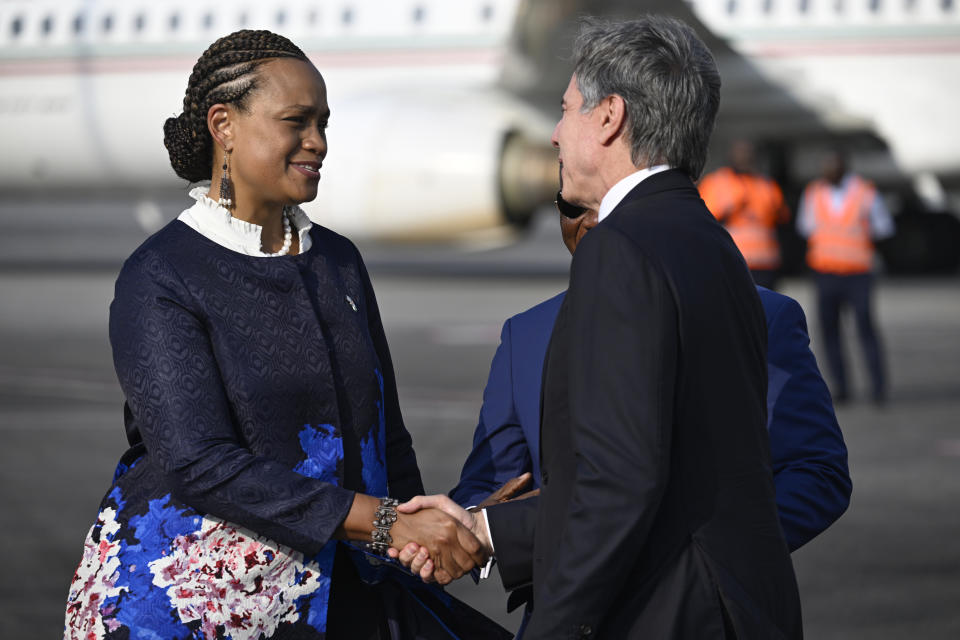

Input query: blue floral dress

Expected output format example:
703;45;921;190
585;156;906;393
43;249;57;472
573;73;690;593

63;220;507;640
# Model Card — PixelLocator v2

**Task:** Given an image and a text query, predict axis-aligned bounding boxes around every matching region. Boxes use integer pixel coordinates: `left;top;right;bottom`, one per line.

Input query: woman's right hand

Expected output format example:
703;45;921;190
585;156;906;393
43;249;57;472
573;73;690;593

389;507;486;585
336;494;485;585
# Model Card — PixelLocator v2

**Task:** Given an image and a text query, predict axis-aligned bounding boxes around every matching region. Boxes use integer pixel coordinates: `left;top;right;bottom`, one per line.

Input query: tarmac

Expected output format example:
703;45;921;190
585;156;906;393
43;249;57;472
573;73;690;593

1;211;958;638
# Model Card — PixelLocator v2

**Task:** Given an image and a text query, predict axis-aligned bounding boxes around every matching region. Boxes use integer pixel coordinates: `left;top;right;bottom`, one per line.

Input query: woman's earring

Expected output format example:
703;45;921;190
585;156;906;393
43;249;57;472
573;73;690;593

218;151;234;209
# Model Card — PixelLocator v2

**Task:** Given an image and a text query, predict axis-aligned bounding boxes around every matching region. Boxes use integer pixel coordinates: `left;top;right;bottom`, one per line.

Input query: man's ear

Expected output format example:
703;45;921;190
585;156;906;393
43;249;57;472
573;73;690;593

207;104;234;152
597;94;626;146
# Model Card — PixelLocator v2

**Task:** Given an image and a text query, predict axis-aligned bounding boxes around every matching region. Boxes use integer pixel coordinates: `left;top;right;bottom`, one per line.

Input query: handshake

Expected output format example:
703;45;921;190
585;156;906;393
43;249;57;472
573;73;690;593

381;473;536;585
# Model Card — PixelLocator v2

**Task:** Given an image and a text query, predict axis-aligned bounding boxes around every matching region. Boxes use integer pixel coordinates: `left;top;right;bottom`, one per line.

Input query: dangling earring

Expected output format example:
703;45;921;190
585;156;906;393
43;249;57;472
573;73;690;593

218;150;234;210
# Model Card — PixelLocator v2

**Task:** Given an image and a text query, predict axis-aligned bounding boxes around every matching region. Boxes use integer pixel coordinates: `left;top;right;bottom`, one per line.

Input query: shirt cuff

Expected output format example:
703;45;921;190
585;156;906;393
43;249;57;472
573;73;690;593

479;508;495;580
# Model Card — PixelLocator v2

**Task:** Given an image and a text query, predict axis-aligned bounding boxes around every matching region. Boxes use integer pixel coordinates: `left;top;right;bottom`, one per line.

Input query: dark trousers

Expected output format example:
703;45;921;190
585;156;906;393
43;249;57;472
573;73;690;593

814;272;887;401
326;545;389;639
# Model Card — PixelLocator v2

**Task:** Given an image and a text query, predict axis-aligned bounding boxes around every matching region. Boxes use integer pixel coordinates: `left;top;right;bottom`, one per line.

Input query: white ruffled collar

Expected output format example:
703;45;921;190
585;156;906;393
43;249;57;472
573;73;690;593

176;185;313;257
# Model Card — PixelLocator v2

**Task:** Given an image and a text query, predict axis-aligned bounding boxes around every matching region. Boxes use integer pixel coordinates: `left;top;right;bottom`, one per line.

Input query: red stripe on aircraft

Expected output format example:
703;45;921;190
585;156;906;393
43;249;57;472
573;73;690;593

0;47;502;76
742;38;960;57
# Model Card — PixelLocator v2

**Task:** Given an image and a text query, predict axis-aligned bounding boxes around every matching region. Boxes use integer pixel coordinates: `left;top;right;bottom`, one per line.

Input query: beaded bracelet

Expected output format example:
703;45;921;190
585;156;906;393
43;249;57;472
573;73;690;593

367;497;399;556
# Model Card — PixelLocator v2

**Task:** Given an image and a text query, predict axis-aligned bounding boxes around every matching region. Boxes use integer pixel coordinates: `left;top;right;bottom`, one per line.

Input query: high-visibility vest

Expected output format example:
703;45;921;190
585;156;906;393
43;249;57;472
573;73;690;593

698;167;787;270
805;177;876;275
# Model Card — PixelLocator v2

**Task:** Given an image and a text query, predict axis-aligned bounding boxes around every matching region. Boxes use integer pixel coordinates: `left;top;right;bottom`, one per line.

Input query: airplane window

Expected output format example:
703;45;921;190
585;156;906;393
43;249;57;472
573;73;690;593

276;10;287;26
103;14;113;33
134;13;146;32
943;0;954;12
170;13;180;31
799;0;809;12
869;0;881;12
42;15;54;35
413;6;426;23
481;4;495;21
763;0;774;13
203;13;214;29
307;9;319;24
726;0;737;15
342;7;354;25
238;12;248;27
10;16;23;37
904;0;916;9
73;14;84;34
834;0;844;13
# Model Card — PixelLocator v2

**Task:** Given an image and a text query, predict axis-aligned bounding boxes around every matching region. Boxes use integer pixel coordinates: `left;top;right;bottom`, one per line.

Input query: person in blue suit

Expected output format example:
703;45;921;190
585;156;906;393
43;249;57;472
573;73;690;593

450;205;852;554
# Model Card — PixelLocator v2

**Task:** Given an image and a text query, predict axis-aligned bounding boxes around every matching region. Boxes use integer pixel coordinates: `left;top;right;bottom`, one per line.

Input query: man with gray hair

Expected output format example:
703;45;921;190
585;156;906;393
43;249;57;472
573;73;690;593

397;16;803;639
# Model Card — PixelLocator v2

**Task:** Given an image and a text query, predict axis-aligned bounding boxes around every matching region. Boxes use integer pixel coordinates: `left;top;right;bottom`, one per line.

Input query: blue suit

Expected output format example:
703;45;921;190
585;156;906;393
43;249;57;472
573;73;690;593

451;287;851;552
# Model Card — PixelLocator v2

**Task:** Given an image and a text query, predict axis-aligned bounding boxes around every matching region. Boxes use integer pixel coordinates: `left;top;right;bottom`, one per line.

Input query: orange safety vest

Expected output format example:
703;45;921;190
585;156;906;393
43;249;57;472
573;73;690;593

698;167;787;270
805;177;876;275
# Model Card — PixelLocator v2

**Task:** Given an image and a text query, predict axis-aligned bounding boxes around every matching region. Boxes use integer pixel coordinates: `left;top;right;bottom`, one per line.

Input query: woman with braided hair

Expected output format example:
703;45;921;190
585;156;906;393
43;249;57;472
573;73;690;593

63;30;509;640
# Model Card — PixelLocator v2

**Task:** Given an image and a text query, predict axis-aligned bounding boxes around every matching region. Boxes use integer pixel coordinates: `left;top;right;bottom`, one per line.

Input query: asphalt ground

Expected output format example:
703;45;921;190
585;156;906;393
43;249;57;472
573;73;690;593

1;234;959;637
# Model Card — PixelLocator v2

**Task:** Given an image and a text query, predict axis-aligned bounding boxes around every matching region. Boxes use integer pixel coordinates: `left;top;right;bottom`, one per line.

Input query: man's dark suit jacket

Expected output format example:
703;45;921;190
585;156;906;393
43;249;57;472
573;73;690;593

450;288;851;552
483;169;803;639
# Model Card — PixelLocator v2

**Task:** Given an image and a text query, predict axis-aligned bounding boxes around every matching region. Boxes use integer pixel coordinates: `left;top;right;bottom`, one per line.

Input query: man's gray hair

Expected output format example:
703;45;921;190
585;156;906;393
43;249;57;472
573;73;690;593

573;15;721;180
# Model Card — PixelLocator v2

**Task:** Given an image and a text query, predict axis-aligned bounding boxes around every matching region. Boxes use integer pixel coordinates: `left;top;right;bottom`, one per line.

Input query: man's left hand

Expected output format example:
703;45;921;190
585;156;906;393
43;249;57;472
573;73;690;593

471;472;535;511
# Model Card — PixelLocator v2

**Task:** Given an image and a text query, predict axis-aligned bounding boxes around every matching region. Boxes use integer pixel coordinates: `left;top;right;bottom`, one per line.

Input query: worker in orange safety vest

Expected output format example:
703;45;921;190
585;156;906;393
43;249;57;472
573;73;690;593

698;140;790;289
797;149;895;404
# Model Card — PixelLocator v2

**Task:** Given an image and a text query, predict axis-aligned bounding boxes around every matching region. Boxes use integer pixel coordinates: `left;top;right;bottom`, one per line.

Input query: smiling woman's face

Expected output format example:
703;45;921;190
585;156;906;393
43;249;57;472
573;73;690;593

226;58;329;211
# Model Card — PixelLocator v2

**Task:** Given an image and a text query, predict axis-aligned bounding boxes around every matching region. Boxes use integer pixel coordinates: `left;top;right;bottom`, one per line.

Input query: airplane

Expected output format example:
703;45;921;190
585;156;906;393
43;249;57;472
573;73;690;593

0;0;561;242
1;0;958;260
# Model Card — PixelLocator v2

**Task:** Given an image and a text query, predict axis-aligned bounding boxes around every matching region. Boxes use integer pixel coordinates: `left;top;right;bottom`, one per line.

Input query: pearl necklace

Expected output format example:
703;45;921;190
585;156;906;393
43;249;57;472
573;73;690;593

263;209;294;257
218;200;296;257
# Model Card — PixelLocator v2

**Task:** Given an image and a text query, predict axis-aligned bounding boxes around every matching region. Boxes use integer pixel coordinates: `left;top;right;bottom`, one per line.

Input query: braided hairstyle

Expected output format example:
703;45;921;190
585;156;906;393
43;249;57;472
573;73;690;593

163;30;308;182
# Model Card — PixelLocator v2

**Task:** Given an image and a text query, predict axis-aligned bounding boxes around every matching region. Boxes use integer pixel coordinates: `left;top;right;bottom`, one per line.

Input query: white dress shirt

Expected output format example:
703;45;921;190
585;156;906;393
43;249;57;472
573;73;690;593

597;164;672;222
479;509;495;579
177;186;314;255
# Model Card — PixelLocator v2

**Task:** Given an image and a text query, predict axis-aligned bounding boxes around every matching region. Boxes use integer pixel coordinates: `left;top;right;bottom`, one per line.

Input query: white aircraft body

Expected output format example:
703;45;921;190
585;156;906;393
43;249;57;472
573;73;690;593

1;0;958;242
688;0;960;185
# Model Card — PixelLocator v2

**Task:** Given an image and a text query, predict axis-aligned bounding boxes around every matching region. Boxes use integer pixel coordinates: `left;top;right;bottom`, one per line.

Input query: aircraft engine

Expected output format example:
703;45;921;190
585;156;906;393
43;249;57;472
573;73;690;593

304;87;558;241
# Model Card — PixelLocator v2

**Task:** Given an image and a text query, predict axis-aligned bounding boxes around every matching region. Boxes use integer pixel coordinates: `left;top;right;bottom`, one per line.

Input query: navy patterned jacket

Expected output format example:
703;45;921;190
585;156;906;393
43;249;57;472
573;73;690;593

64;220;426;638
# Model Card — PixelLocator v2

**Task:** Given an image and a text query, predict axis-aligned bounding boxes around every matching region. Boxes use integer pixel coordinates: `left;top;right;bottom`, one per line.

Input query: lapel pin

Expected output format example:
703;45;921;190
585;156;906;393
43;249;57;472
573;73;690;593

346;294;358;312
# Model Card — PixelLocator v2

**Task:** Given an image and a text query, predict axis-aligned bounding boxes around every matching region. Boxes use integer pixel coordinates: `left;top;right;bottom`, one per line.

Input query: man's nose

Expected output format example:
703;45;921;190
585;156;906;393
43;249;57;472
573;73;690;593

551;121;561;149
